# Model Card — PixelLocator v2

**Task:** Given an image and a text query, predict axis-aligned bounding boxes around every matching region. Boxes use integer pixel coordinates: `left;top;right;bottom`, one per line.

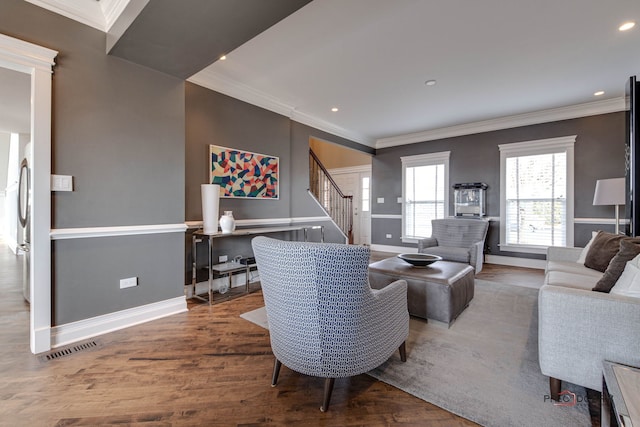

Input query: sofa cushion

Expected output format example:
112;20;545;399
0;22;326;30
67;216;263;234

544;270;600;290
610;256;640;298
593;239;640;292
546;260;604;279
584;231;626;272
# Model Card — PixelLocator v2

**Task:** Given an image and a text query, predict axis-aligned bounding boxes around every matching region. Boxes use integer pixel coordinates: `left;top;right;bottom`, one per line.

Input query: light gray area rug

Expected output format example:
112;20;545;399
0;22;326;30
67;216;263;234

240;280;591;426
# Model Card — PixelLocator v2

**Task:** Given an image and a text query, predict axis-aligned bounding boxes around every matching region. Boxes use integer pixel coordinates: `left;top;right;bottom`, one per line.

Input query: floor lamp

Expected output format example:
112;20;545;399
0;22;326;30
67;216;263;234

593;178;626;234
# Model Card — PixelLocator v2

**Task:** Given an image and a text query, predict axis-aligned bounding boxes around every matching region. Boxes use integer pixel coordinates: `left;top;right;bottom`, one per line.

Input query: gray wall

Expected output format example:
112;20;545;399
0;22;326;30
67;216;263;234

373;112;626;258
2;0;186;325
184;84;371;281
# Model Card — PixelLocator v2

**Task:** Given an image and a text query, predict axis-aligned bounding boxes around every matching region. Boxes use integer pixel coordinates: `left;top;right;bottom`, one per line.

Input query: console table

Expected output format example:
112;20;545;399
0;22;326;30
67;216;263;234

191;225;324;304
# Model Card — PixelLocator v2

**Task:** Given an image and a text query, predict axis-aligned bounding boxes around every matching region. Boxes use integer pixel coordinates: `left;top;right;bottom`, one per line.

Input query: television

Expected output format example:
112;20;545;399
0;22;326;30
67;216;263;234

625;75;640;236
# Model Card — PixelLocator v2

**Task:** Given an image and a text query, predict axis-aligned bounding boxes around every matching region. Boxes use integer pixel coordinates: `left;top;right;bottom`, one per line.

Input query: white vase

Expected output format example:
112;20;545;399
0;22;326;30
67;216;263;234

219;211;236;234
201;184;220;234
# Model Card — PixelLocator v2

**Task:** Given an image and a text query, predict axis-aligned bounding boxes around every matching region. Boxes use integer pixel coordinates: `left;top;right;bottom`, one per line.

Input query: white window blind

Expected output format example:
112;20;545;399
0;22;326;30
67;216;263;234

505;153;566;246
499;136;575;253
401;152;450;241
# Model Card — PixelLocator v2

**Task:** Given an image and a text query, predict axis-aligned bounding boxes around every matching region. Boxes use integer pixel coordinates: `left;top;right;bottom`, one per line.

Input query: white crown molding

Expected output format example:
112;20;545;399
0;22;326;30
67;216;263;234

0;33;57;73
187;69;375;147
100;0;131;32
376;97;626;149
50;223;188;240
51;296;187;348
24;0;108;32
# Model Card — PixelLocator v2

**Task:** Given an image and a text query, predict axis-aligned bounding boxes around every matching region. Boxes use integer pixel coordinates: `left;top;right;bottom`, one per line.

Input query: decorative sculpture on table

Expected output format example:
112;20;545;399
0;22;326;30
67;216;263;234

219;211;236;234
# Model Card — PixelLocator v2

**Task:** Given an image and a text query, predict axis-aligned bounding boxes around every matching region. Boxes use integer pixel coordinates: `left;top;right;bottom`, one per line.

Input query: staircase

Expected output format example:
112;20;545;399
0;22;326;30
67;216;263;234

308;149;353;244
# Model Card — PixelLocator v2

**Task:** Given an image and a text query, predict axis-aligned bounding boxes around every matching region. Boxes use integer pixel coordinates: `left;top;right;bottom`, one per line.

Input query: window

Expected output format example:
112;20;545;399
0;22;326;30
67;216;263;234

499;136;575;254
401;151;450;242
362;176;370;212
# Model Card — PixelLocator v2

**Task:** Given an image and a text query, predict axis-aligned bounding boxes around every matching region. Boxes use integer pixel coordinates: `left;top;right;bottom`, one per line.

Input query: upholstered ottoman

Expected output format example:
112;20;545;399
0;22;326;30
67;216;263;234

368;257;475;327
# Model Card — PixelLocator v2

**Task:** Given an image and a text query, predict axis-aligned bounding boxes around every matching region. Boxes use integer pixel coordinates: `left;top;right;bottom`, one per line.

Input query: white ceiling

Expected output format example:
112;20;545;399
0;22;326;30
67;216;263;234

13;0;640;148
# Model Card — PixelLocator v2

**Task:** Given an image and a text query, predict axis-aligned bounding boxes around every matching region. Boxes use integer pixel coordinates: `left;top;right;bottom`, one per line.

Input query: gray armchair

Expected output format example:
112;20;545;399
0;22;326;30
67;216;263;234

251;236;409;412
417;218;489;272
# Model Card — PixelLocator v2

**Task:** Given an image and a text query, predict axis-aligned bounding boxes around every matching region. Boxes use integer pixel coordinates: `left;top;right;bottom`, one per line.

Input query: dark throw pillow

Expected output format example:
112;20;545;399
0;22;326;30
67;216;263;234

584;231;626;272
593;239;640;292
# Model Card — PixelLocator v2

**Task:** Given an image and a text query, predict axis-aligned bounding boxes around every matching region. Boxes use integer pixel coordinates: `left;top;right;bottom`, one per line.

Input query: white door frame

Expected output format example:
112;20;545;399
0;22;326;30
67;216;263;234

328;165;372;245
0;34;57;354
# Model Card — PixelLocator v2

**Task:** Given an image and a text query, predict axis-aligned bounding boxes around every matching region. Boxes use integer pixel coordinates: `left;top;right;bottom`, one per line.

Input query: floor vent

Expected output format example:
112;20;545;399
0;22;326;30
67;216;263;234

39;340;101;362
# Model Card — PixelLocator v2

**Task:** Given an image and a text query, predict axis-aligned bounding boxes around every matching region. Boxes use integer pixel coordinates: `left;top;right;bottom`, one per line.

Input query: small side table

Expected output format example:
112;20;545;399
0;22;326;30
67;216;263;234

602;360;640;427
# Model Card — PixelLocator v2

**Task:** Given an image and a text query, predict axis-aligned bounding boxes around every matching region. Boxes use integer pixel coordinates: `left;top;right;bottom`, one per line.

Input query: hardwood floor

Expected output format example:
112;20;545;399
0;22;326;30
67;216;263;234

1;246;551;426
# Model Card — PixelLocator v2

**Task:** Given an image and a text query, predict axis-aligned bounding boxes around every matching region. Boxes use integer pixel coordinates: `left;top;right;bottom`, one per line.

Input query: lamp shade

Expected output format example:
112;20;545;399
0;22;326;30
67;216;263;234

593;178;625;206
201;184;220;234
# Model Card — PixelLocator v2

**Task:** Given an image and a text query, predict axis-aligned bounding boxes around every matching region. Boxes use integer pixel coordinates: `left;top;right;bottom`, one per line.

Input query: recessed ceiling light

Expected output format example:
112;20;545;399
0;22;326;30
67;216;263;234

219;55;227;60
619;21;636;31
425;79;437;86
594;91;605;96
331;107;339;112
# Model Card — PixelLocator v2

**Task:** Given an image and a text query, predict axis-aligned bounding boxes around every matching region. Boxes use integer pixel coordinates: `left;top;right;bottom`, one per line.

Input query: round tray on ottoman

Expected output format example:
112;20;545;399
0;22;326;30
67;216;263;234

397;253;442;268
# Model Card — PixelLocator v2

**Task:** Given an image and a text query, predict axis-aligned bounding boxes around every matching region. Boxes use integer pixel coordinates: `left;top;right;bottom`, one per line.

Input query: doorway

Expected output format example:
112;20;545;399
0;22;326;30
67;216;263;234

309;137;372;245
329;167;372;245
0;33;57;354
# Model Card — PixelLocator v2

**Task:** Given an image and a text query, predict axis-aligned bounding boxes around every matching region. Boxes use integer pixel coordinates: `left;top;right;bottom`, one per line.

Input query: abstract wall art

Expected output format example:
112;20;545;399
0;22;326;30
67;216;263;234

209;145;279;199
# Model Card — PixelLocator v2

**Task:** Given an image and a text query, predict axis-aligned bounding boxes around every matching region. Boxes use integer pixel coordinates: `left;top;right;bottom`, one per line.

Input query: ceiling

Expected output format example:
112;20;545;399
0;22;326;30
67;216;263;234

13;0;640;148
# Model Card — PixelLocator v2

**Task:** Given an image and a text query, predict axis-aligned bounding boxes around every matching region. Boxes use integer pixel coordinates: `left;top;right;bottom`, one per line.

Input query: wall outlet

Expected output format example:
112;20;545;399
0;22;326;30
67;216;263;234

386;234;392;239
120;277;138;289
218;255;228;263
397;197;403;203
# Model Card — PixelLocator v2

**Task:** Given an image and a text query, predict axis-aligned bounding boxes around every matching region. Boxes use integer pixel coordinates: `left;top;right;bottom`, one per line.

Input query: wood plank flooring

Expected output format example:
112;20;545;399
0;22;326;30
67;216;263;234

1;246;555;426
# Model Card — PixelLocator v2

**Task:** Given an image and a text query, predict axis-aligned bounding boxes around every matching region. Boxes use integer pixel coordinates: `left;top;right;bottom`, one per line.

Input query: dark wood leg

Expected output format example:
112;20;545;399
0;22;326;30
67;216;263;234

399;342;407;362
549;377;561;401
320;378;335;412
271;358;282;387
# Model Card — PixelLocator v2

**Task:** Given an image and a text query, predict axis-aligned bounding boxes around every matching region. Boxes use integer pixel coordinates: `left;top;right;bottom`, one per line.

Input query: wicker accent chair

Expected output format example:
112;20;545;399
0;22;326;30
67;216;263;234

251;236;409;412
417;218;489;272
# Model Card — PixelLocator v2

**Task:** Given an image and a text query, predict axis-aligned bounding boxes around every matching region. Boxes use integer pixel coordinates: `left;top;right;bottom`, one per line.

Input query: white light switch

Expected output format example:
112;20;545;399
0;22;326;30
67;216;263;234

51;174;73;191
397;197;403;203
377;197;385;203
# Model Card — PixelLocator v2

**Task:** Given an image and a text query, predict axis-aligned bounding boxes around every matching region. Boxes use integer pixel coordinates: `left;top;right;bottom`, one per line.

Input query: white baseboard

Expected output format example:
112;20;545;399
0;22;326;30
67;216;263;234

50;296;188;348
485;254;545;270
369;244;418;254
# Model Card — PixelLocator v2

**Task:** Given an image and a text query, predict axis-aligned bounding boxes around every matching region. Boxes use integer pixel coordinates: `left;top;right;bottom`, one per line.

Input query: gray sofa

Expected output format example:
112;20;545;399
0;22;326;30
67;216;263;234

417;218;489;272
538;246;640;396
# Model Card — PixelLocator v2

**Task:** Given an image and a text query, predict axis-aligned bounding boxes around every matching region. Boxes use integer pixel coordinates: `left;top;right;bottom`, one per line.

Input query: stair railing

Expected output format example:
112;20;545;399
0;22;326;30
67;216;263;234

308;149;353;244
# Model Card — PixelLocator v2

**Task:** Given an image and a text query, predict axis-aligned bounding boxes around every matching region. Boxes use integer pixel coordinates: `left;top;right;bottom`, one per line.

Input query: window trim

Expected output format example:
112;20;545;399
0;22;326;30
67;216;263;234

498;135;576;254
401;151;450;243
